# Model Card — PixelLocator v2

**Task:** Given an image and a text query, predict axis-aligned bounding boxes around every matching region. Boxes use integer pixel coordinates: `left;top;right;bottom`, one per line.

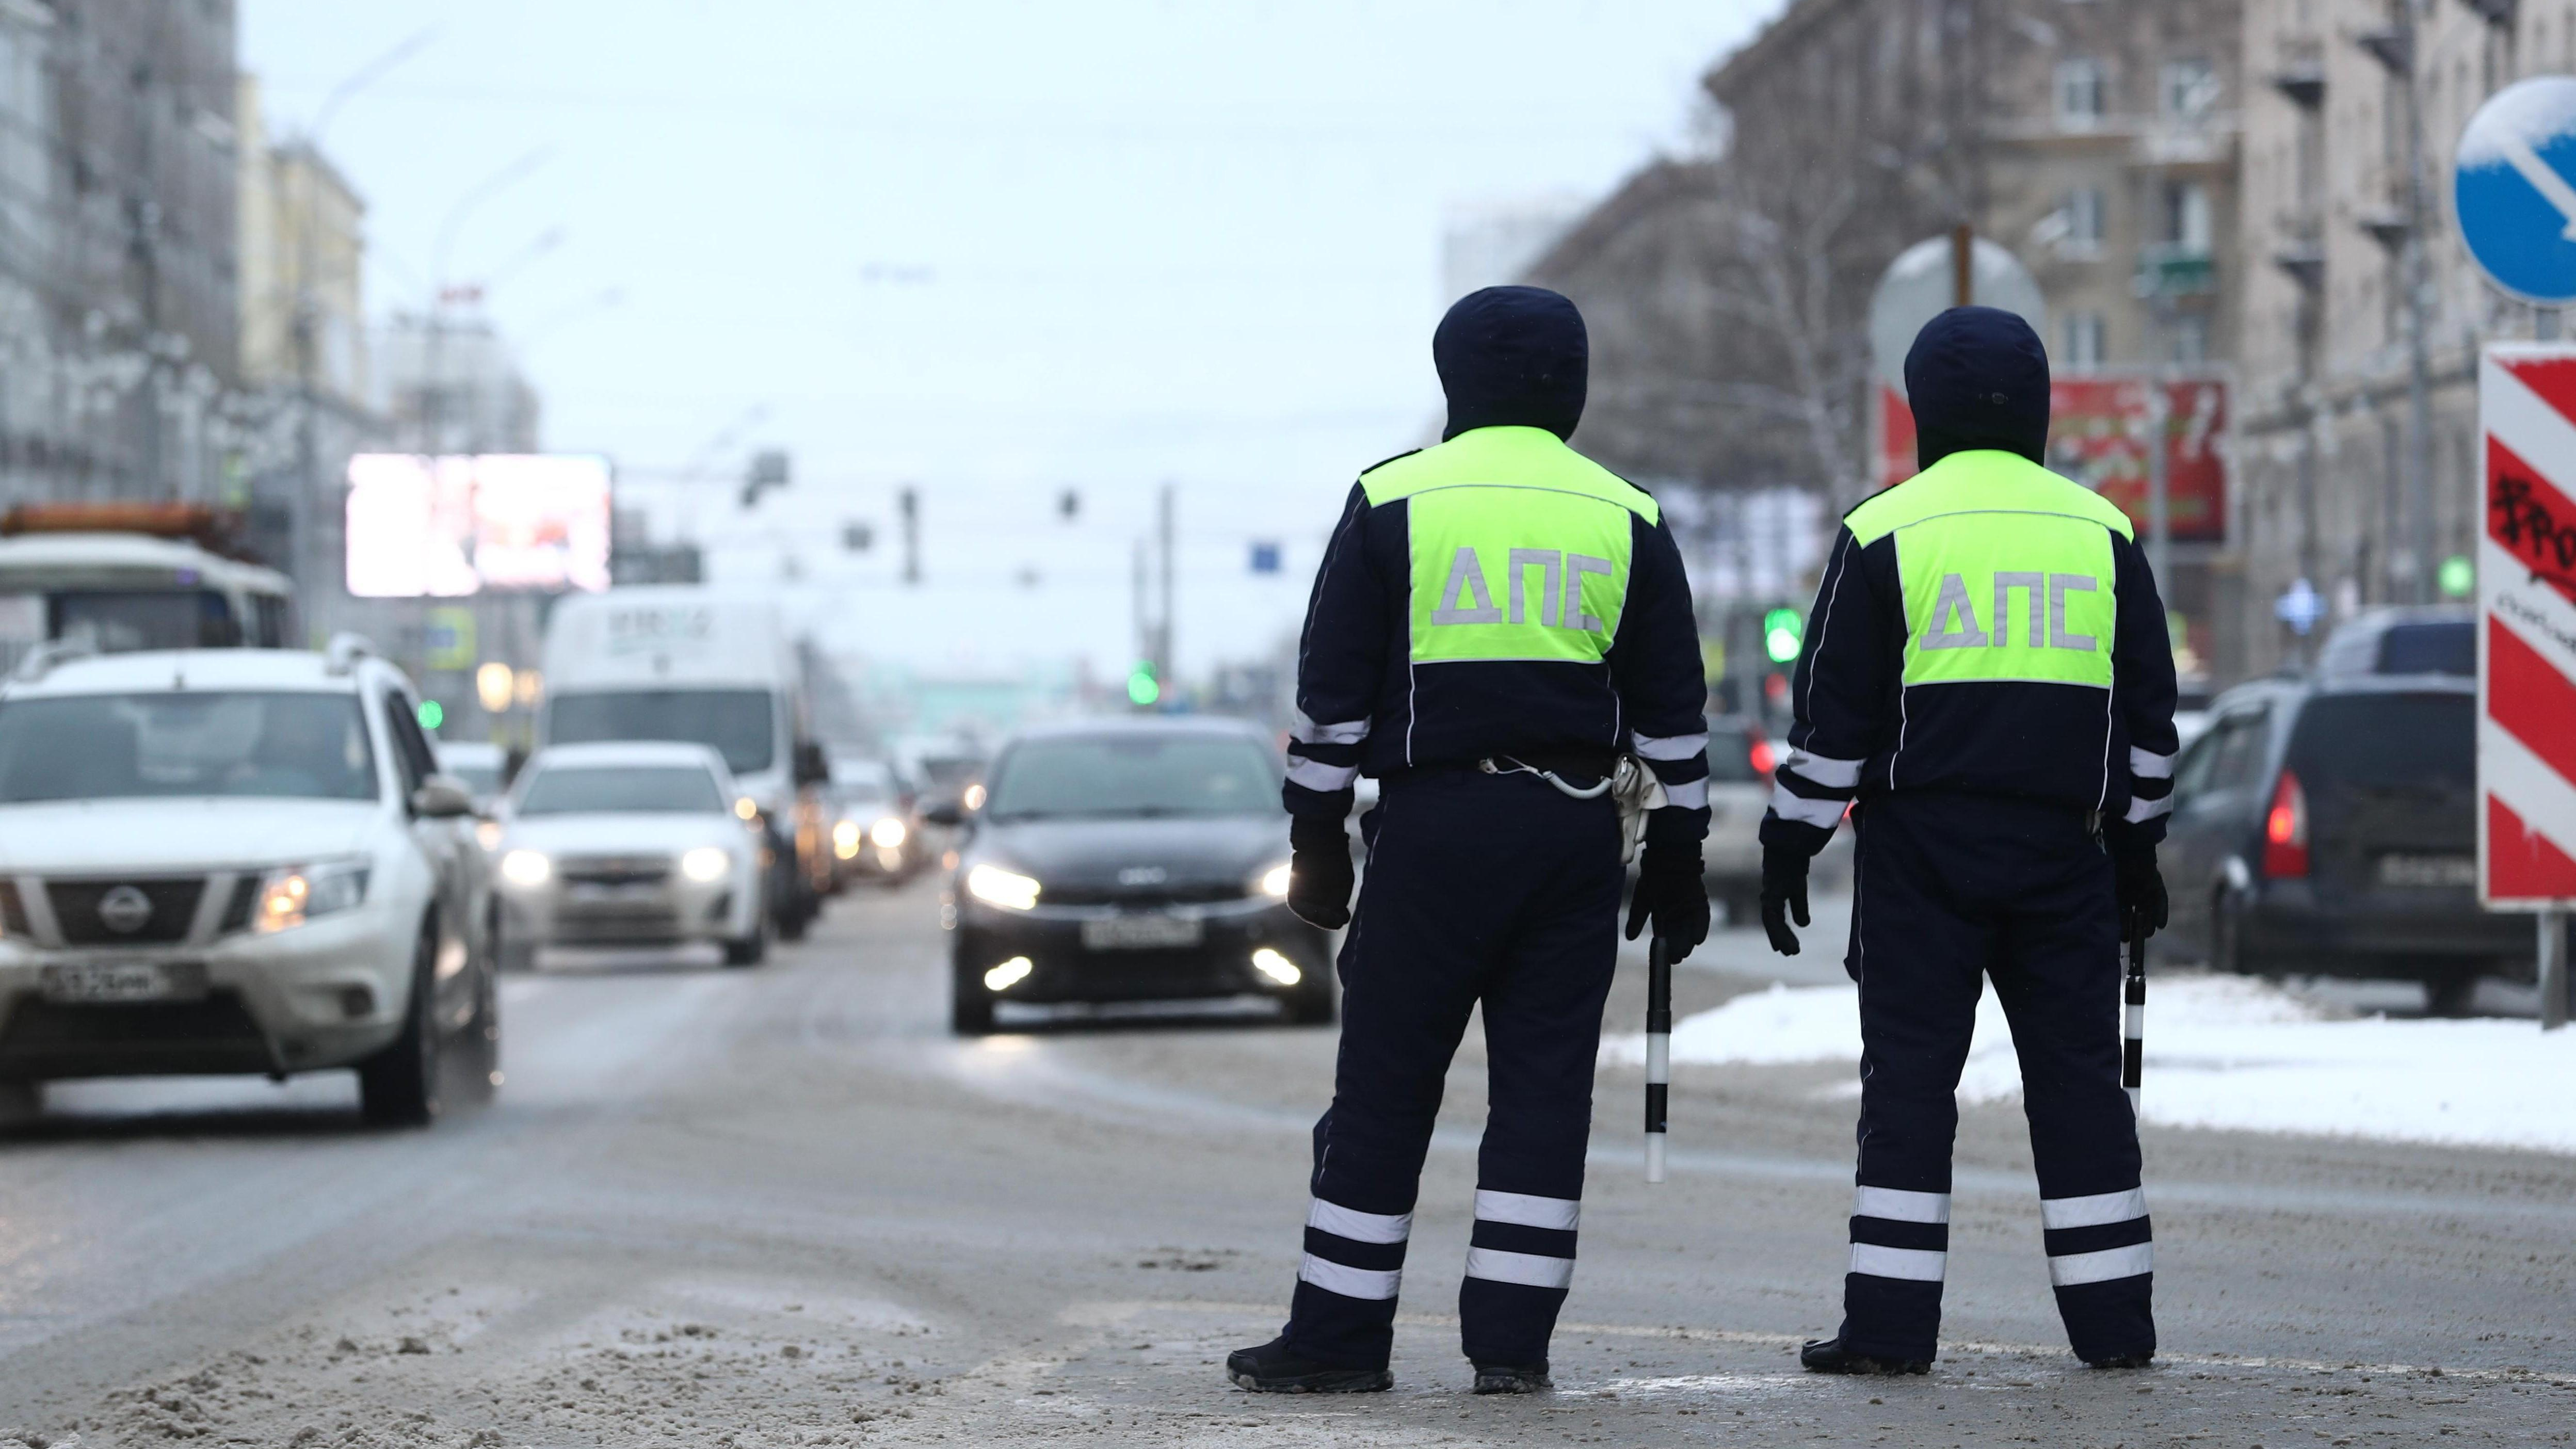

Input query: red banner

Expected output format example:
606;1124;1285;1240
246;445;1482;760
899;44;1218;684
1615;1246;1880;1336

1873;376;2229;545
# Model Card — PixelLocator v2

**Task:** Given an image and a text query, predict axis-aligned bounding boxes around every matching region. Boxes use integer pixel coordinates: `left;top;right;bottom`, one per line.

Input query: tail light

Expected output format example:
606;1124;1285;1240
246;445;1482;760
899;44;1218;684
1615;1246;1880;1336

1748;739;1777;776
2262;770;2309;878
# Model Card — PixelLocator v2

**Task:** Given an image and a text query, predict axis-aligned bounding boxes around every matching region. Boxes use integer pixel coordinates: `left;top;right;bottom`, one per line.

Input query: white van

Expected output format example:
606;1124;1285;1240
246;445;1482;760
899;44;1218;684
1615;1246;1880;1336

538;588;829;939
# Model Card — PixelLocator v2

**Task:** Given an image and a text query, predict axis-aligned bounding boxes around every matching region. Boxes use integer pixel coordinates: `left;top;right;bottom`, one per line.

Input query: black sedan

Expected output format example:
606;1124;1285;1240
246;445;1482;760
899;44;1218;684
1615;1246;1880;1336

2160;610;2530;1013
935;717;1334;1035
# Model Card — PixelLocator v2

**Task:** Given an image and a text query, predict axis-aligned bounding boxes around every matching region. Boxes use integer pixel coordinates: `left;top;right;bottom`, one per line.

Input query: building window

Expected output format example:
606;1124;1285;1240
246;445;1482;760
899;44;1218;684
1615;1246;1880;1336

2056;58;2106;128
2170;313;2209;365
2161;58;2218;121
2164;180;2212;251
2064;186;2105;254
2061;311;2107;369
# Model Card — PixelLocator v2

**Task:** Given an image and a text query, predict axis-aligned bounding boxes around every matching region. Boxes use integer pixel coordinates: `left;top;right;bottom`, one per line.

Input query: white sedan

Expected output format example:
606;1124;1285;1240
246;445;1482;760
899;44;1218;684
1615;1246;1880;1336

493;742;768;968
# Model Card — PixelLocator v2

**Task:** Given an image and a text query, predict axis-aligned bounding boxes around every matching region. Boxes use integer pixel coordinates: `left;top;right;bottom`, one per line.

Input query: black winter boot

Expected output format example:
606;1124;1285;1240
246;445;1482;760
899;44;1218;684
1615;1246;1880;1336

1799;1336;1931;1376
1471;1362;1553;1394
1226;1336;1392;1393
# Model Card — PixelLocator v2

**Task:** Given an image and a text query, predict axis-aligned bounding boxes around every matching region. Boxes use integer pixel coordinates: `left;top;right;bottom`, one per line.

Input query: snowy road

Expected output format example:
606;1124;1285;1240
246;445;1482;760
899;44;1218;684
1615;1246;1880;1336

2;880;2572;1446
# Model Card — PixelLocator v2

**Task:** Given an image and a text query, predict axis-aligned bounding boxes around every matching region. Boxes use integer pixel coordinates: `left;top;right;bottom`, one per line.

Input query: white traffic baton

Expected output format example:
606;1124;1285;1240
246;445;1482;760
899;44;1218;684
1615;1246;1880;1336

1645;934;1671;1183
2122;926;2146;1115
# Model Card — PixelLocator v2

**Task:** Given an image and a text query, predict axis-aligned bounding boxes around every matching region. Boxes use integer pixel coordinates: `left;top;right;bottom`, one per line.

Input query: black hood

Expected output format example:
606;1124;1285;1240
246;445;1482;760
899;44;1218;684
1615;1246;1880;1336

1435;285;1587;442
1904;305;2051;469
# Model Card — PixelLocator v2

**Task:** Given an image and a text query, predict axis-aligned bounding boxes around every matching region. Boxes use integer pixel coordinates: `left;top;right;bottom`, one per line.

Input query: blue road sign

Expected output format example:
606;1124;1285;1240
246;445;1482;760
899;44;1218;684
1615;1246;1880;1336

2456;76;2576;305
1248;540;1281;574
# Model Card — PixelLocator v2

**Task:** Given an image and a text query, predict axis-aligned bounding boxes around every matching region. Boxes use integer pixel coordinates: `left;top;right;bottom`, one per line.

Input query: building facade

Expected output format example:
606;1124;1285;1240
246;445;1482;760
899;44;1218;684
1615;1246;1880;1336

1533;0;2251;679
0;0;242;506
2233;0;2540;678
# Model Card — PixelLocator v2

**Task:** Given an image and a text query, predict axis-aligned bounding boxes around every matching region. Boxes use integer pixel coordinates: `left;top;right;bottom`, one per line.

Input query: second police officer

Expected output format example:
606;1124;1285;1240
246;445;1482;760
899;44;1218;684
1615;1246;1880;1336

1759;306;2180;1375
1226;285;1714;1396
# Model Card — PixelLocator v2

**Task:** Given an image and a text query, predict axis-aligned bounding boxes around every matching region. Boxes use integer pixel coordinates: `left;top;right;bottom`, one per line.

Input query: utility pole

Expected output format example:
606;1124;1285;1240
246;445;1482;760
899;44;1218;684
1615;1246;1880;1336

2398;0;2437;604
1156;482;1176;690
898;486;920;585
2145;380;2172;597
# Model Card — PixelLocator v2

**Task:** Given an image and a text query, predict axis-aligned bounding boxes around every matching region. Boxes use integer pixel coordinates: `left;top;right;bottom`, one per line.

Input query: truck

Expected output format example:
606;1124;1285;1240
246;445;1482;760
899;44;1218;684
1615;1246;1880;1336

538;587;831;941
0;504;294;674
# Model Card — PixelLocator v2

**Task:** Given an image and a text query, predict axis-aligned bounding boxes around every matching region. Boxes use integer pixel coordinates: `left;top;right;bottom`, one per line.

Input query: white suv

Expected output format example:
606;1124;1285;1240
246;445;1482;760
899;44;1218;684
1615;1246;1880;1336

0;640;498;1125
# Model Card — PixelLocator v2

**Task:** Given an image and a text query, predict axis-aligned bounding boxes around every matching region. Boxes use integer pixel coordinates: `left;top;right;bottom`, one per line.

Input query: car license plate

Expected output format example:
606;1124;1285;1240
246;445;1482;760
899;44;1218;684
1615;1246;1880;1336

40;960;208;1004
2377;853;2475;888
1081;915;1204;951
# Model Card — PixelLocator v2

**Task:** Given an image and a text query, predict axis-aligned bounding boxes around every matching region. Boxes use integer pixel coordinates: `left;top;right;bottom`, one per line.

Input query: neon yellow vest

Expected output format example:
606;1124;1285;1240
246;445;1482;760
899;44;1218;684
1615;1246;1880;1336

1842;449;2132;689
1360;427;1657;666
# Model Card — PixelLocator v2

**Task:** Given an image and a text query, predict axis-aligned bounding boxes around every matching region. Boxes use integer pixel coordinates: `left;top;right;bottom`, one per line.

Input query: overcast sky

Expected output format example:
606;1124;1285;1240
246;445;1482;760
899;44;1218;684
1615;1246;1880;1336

242;1;1783;681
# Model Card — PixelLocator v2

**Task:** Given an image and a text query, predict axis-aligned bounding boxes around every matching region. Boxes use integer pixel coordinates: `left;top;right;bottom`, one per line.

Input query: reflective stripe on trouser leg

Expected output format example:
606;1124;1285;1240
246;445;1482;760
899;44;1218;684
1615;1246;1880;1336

1460;1188;1581;1367
2042;1186;2154;1359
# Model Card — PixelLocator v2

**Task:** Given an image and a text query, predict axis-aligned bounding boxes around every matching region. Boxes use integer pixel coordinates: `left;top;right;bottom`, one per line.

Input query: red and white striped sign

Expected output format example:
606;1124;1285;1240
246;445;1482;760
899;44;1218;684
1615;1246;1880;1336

2477;345;2576;908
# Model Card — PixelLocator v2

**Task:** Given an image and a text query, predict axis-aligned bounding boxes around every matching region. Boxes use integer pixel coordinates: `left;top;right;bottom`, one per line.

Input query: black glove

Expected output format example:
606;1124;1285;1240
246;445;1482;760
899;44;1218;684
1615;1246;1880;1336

2113;842;2167;945
1286;814;1355;930
1624;840;1710;962
1759;843;1811;957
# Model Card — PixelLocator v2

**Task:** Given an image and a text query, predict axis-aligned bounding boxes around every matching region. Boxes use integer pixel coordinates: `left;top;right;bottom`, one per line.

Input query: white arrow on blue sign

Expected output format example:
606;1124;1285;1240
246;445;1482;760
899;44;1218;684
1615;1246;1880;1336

2456;75;2576;305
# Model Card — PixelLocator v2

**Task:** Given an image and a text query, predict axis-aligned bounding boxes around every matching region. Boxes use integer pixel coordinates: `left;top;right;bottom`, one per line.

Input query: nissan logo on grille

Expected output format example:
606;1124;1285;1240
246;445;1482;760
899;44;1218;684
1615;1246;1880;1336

96;884;154;935
1118;866;1168;886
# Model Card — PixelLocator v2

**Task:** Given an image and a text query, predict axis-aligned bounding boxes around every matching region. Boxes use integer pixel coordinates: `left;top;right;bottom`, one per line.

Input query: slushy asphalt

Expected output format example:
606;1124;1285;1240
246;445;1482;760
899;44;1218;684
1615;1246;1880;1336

2;877;2570;1446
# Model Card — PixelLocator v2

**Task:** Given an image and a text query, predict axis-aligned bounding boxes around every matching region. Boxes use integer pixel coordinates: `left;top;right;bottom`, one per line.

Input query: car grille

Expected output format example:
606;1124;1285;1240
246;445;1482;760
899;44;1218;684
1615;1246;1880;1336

555;905;683;943
0;880;27;936
1040;881;1251;908
216;875;260;935
558;856;672;888
44;877;207;945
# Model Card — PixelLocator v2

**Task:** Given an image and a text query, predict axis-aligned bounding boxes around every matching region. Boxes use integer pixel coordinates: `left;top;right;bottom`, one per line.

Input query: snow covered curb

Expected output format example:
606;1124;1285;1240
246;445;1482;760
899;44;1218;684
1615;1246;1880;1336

1603;974;2576;1154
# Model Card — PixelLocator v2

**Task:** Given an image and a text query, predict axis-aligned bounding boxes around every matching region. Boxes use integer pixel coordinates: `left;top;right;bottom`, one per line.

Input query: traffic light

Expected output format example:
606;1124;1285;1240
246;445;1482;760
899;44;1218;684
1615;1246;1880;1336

1762;606;1805;664
1126;661;1160;707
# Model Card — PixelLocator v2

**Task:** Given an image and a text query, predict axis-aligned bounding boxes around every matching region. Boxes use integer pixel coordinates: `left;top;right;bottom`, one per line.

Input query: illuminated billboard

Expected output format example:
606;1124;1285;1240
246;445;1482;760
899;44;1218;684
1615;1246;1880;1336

345;453;612;598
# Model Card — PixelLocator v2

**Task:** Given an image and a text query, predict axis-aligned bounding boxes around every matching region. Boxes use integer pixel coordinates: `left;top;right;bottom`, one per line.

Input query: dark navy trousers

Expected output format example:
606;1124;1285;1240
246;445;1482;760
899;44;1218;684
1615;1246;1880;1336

1282;769;1623;1370
1841;792;2155;1365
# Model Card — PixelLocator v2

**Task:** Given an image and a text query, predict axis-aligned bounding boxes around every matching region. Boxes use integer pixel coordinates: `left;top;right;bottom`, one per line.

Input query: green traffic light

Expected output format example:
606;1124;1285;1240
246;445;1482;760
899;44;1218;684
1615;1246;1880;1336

1762;607;1805;664
2438;554;2474;599
416;699;444;731
1126;664;1160;707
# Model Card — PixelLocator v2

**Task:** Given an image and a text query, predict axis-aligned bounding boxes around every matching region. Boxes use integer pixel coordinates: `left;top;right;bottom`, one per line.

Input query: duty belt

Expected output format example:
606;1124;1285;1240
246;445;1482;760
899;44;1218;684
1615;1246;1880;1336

1378;747;1617;787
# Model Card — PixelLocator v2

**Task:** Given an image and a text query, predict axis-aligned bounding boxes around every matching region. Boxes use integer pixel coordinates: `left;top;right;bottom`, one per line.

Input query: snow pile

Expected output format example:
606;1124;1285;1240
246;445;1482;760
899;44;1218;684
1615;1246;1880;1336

1605;975;2576;1154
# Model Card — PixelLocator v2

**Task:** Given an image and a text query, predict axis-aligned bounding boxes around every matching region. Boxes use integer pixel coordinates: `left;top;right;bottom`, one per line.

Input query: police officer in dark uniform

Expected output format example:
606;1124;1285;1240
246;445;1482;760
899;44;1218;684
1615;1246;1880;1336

1759;306;2179;1375
1226;286;1714;1396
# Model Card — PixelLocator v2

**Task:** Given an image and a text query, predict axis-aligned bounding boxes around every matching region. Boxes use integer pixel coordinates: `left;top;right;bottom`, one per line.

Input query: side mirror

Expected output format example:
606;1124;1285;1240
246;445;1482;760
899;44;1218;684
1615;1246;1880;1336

923;801;963;827
412;774;475;819
794;740;830;787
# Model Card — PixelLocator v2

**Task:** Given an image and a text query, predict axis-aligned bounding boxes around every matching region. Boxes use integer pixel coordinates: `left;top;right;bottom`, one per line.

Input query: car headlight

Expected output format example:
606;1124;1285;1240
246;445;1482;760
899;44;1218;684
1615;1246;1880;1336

253;859;371;933
871;816;907;849
832;819;862;858
964;862;1041;911
734;796;760;822
1255;860;1293;898
475;819;504;851
500;849;553;888
681;846;731;883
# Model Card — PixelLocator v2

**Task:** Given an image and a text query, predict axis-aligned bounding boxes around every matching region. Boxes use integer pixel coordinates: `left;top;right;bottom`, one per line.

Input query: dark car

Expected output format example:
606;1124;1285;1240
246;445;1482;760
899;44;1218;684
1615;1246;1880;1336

2160;611;2529;1012
937;717;1332;1034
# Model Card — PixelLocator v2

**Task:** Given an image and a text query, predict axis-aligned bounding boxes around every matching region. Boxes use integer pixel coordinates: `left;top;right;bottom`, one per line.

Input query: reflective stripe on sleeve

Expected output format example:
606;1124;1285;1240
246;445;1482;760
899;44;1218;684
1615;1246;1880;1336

1769;783;1845;828
1853;1185;1951;1224
1630;730;1708;762
1659;778;1708;811
1299;1254;1402;1300
1462;1247;1574;1290
2048;1242;2153;1286
1308;1199;1412;1244
1786;749;1864;790
2039;1187;2146;1230
1848;1244;1947;1282
1473;1189;1581;1232
2123;793;2174;824
2128;745;2175;780
1287;758;1360;792
1293;713;1372;746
